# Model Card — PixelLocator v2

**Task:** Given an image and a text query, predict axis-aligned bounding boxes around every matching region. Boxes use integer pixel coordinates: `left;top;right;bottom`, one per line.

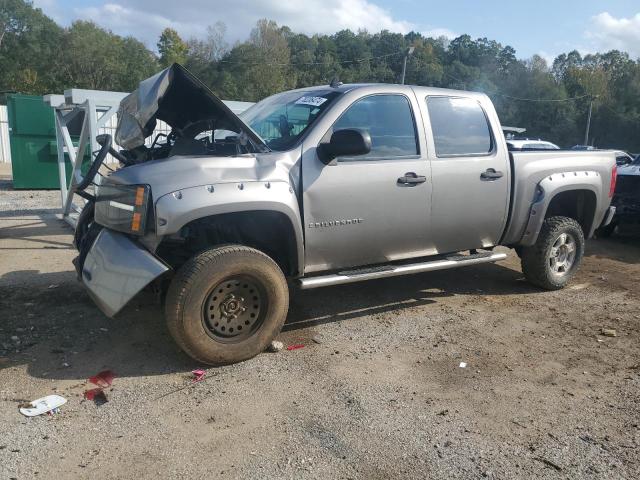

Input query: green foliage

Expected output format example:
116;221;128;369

0;1;639;150
0;1;157;93
157;27;187;67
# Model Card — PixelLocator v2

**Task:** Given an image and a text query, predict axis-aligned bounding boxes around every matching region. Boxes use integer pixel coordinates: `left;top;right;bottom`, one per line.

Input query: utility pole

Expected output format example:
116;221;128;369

400;47;415;85
584;96;594;146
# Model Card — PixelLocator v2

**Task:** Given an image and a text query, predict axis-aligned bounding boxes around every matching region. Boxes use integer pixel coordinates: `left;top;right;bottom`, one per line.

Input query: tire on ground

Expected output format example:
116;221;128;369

520;216;585;290
165;245;289;365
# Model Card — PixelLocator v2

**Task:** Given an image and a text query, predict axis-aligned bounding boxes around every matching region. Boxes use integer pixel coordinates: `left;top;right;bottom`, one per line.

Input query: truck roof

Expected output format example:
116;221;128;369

286;83;490;101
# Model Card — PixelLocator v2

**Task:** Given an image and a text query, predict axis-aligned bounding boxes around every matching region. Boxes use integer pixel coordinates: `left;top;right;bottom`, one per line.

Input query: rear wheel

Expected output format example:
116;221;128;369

165;245;289;365
520;216;584;290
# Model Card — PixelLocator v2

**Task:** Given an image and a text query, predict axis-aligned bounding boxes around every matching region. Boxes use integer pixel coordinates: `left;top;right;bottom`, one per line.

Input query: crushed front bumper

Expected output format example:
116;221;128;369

77;229;169;317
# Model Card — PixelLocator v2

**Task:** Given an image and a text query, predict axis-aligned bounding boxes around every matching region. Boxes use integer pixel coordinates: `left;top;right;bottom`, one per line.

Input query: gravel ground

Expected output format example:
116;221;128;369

1;176;639;479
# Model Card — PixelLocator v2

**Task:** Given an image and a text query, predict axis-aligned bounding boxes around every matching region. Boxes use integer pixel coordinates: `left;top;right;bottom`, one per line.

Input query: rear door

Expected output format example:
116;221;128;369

422;95;510;253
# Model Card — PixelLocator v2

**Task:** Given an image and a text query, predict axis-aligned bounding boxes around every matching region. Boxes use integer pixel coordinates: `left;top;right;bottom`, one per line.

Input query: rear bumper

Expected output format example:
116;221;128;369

78;229;169;317
600;206;616;227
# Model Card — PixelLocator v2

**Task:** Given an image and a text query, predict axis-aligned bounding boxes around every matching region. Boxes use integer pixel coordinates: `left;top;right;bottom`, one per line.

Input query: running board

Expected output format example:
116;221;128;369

299;252;508;289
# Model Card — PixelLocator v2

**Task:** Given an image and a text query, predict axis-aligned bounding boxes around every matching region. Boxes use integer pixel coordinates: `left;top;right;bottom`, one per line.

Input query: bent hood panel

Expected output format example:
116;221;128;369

115;64;266;151
105;148;302;200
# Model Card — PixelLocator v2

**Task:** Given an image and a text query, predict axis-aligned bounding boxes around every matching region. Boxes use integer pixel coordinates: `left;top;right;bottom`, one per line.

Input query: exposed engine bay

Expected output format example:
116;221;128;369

113;64;268;164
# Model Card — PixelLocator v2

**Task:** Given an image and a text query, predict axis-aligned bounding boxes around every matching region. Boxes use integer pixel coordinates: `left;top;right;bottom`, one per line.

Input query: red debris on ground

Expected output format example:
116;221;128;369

84;388;108;404
88;370;115;388
287;344;305;351
191;369;206;382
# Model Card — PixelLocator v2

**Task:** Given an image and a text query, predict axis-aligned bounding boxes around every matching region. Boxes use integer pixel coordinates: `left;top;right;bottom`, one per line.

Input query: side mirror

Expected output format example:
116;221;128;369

318;128;372;164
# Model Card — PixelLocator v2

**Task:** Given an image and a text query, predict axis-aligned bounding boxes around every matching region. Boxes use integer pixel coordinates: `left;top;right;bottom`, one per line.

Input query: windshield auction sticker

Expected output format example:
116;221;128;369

295;96;328;107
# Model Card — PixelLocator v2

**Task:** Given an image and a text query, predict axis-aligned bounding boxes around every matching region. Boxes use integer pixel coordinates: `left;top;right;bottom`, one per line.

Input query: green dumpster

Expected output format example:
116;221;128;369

7;94;90;189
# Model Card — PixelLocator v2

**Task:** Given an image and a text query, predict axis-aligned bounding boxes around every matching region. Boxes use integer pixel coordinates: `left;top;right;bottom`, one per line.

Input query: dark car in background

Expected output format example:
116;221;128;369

598;155;640;237
613;150;634;167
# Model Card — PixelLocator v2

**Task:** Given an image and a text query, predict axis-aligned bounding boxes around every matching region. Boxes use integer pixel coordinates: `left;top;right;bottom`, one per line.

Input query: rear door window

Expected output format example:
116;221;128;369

333;94;418;160
426;96;493;157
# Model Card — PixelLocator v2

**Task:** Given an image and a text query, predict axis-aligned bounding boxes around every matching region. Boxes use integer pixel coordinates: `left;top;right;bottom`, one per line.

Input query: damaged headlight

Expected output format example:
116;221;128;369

94;184;151;236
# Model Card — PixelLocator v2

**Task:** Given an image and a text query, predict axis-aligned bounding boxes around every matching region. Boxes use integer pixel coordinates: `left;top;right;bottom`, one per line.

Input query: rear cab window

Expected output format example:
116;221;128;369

426;96;494;157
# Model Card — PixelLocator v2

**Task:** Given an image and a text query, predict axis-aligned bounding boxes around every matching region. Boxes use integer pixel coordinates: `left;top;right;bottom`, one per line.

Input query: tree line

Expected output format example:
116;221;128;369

2;1;639;150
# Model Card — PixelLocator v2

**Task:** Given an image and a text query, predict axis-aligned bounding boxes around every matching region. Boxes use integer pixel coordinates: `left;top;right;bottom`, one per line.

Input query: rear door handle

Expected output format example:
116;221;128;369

480;168;504;180
398;172;426;186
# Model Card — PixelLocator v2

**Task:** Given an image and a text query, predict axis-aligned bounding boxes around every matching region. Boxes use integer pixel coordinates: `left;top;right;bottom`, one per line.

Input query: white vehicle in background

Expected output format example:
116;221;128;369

613;150;634;167
507;139;560;151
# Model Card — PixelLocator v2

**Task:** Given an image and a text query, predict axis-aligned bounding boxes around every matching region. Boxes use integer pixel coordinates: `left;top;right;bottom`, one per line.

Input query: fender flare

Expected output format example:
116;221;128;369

519;171;603;246
154;181;304;274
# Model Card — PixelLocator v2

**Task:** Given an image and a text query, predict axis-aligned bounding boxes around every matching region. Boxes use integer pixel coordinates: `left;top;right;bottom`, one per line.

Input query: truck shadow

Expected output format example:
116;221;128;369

284;261;534;331
1;261;536;382
586;235;640;265
0;211;74;250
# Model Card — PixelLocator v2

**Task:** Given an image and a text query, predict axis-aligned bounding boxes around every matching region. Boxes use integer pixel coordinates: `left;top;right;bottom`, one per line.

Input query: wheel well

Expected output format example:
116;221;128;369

545;189;597;236
156;211;299;276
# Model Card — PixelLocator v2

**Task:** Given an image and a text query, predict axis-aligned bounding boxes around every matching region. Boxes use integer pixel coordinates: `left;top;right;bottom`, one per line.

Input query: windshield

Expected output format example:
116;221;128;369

633;155;640;165
240;90;342;151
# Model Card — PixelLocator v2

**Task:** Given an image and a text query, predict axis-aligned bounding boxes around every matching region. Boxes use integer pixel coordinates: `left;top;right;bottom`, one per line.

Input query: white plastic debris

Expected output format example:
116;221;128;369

459;362;467;368
267;340;284;352
19;395;67;417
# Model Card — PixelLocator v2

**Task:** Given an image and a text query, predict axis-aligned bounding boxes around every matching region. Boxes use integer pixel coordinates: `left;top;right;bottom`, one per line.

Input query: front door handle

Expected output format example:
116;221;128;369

480;168;504;180
398;172;426;186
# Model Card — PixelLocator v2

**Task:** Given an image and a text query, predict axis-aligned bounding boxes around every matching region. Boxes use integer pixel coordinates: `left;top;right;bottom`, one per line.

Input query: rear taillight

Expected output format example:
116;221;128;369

609;165;617;198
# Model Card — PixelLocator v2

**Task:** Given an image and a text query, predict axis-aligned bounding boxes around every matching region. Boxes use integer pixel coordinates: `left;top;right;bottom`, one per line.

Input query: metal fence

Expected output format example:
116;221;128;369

0;106;10;163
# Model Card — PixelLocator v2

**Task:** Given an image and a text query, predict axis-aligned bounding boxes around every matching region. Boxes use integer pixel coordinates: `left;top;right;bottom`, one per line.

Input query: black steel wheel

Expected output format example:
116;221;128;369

165;245;289;365
202;276;267;342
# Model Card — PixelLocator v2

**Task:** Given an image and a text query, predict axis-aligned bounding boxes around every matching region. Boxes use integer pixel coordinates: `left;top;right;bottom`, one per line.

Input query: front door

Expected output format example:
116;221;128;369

302;92;433;273
422;95;510;253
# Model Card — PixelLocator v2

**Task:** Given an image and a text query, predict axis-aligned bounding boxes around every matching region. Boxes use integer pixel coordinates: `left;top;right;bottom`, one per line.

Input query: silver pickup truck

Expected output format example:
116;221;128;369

74;64;617;365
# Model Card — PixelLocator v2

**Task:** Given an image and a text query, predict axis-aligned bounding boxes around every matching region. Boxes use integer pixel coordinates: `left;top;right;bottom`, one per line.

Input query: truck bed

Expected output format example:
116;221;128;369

502;150;616;245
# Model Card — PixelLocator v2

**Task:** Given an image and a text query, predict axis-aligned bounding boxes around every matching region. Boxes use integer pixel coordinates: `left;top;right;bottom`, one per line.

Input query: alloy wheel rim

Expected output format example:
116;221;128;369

548;232;577;277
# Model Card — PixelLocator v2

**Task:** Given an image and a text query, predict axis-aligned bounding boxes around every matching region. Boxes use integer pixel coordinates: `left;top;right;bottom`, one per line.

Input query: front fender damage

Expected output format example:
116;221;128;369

80;229;169;317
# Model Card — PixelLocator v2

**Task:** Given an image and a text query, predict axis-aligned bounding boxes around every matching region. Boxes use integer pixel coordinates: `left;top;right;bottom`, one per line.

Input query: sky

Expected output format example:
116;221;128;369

33;0;640;62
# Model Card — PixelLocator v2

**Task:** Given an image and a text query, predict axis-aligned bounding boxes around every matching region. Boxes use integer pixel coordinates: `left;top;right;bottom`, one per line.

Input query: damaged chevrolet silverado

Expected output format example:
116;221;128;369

73;64;617;365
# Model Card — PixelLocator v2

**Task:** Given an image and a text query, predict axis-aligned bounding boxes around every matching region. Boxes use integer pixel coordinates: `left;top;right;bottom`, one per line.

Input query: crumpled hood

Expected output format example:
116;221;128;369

115;64;267;151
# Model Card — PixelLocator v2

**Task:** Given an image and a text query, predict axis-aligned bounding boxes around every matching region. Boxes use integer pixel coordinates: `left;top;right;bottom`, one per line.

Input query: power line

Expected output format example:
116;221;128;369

217;51;402;67
488;92;592;102
218;51;597;103
440;70;592;102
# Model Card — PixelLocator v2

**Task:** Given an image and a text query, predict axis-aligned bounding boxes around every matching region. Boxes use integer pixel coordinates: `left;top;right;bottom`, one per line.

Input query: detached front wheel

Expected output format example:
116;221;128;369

165;245;289;365
520;216;585;290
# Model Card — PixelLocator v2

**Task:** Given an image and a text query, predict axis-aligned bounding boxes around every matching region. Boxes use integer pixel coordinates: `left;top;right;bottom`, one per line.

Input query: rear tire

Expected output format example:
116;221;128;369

165;245;289;365
520;216;584;290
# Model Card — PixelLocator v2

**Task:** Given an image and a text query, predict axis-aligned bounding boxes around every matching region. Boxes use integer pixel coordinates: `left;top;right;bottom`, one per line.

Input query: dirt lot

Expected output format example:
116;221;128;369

1;174;639;479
